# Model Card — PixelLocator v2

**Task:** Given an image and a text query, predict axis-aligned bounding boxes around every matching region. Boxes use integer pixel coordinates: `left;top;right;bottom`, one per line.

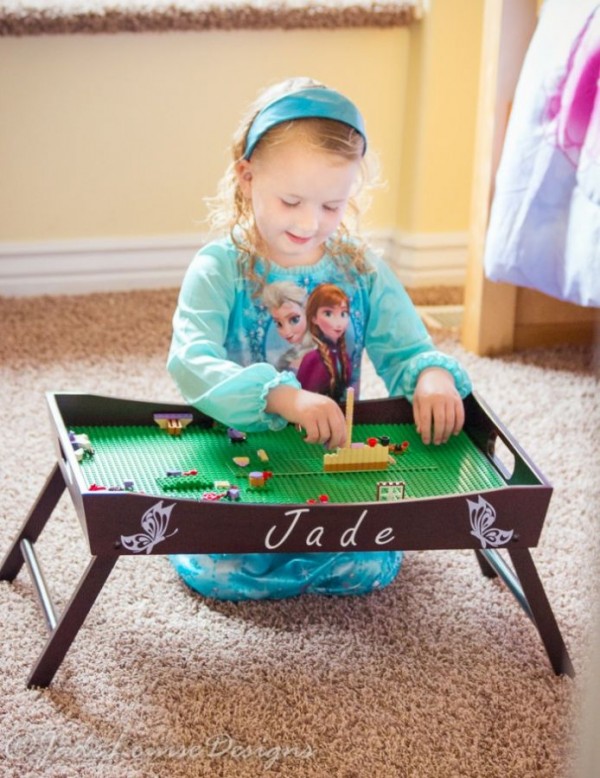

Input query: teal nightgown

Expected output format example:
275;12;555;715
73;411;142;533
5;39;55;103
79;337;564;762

167;236;471;600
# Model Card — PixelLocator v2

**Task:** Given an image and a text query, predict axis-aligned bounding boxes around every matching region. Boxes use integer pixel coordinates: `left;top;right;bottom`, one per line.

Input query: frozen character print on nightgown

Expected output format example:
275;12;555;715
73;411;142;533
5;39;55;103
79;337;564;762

172;552;403;601
262;281;314;373
297;284;354;402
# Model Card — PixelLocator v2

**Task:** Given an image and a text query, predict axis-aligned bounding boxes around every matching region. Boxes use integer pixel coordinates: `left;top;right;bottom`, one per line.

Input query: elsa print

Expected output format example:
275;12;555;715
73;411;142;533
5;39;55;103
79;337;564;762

262;281;314;372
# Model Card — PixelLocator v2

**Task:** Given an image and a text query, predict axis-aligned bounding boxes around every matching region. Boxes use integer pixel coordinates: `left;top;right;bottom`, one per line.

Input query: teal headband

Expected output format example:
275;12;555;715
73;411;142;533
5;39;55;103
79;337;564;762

243;87;367;160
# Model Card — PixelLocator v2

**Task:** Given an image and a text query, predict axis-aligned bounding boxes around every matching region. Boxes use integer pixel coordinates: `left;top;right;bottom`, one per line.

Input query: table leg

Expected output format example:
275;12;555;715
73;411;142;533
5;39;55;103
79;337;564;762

507;548;575;678
27;555;117;688
0;464;66;582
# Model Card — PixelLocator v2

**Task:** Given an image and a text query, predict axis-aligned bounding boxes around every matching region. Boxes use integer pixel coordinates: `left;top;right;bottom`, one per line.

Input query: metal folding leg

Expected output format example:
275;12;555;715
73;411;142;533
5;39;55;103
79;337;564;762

26;555;117;688
474;549;497;579
1;465;118;687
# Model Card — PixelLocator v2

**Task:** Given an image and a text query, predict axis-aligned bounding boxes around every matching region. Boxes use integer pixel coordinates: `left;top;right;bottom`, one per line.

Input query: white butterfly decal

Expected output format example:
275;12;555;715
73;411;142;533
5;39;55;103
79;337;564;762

120;501;178;554
467;495;514;548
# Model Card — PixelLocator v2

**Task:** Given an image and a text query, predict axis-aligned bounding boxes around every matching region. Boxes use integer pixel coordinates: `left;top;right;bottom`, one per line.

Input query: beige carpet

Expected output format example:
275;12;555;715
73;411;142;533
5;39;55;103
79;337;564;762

0;288;599;778
0;1;418;36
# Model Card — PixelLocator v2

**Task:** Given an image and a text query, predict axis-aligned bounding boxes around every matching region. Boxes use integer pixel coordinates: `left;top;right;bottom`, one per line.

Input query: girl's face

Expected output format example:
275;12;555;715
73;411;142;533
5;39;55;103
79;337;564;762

271;300;307;344
236;137;361;267
312;301;350;343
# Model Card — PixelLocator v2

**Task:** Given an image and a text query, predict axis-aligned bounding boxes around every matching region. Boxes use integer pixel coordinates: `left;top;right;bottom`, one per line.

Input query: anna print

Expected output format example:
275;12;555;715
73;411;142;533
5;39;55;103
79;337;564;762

296;283;353;401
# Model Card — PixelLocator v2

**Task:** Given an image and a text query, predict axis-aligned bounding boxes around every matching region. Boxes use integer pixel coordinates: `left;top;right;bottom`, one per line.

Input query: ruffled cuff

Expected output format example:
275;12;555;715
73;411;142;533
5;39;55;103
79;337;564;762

399;352;472;402
257;370;302;431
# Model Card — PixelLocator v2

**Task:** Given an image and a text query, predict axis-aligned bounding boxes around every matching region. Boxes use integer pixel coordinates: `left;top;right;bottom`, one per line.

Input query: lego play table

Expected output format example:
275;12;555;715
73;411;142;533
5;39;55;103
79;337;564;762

0;392;574;686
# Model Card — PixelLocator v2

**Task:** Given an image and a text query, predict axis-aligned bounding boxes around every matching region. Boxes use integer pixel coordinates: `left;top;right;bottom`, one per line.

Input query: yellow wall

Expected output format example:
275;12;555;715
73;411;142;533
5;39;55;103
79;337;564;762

400;0;484;232
0;0;484;243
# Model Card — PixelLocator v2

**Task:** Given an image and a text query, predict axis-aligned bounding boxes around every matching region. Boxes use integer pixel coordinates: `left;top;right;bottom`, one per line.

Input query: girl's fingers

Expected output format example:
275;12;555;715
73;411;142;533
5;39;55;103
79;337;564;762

415;399;457;445
306;396;464;449
302;407;346;449
414;399;433;445
453;397;465;435
442;402;458;444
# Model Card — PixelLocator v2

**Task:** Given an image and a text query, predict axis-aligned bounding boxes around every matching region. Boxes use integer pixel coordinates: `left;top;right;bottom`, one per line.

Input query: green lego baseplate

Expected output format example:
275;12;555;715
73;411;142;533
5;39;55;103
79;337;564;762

71;419;506;505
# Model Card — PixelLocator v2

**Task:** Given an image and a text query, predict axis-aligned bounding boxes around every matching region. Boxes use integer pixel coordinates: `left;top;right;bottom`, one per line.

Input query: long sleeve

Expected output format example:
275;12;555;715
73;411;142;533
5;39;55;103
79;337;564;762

364;257;472;401
168;239;471;428
167;246;300;431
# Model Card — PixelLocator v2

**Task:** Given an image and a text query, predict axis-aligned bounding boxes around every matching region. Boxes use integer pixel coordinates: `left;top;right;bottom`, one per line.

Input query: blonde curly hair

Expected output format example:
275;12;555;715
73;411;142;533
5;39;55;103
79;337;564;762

205;77;378;295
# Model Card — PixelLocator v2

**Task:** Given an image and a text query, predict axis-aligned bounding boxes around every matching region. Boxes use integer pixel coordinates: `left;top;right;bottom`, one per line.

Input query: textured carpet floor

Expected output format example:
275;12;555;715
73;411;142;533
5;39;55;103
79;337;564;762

0;288;598;778
0;0;418;36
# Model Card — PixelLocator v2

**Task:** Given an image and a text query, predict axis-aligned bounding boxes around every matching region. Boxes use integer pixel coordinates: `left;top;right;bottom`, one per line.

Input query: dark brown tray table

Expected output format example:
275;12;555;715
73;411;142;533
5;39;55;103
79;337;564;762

0;392;574;686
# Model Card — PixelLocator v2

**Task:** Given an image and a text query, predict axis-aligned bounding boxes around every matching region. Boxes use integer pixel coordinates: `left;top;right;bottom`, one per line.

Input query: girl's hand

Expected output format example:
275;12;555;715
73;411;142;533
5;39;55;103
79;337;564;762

413;367;465;445
266;385;348;448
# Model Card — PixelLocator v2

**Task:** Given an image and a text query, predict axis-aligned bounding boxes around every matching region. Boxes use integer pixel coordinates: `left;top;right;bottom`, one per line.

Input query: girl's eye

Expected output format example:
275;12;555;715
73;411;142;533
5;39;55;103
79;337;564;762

323;205;339;213
282;200;299;208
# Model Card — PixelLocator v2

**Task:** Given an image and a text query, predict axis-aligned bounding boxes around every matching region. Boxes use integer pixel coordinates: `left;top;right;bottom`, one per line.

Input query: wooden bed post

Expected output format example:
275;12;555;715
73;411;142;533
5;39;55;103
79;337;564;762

461;0;538;355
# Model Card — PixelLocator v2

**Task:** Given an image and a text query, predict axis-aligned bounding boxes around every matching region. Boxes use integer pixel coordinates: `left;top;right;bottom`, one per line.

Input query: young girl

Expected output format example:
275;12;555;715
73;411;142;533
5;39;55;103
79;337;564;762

167;76;472;601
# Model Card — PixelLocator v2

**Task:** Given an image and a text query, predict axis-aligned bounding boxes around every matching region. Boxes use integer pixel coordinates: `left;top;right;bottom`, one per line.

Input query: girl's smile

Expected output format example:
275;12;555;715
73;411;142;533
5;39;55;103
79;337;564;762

285;232;312;245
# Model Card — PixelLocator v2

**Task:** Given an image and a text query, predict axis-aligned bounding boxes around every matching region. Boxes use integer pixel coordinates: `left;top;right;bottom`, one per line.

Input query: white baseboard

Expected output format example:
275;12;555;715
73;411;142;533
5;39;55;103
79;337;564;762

370;230;468;288
0;230;468;297
0;234;205;297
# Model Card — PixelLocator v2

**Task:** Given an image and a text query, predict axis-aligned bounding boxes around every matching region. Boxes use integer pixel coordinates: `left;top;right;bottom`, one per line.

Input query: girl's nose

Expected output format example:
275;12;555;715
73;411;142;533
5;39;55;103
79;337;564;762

294;206;319;235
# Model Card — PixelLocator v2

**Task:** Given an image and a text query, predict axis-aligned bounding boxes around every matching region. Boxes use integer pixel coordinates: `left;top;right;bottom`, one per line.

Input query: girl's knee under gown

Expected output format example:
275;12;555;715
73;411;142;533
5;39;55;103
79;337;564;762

169;551;403;600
